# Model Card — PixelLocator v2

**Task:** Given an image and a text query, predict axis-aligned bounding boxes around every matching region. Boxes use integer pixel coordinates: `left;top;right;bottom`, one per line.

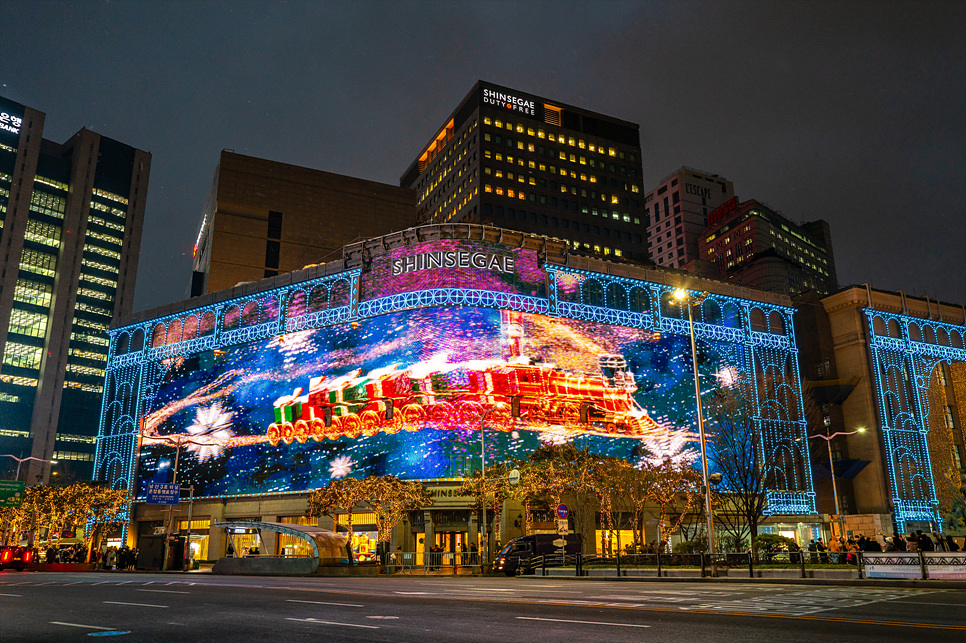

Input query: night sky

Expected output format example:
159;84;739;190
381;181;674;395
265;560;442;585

4;1;964;311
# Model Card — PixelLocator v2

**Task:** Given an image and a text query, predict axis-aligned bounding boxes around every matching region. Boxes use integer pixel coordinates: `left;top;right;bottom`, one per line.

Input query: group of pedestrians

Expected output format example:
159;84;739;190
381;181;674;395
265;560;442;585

95;545;137;570
808;530;962;564
43;543;86;563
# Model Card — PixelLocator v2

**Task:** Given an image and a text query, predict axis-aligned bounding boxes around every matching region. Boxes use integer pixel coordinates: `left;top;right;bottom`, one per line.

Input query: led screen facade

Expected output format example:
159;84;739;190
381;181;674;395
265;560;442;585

96;230;816;515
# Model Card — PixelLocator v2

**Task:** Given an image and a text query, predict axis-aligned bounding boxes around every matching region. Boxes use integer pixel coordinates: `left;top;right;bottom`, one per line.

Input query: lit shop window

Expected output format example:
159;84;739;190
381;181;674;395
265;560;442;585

483;117;492;125
8;309;48;338
2;342;43;370
25;219;62;247
14;279;52;307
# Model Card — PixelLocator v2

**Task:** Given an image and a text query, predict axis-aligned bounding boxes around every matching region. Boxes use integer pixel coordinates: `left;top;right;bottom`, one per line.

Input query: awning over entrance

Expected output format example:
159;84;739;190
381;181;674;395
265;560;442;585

213;521;348;560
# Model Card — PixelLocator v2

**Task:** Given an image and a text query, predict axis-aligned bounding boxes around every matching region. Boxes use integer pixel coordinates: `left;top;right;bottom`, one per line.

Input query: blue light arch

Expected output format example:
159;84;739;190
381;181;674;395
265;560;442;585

95;235;816;532
865;309;966;531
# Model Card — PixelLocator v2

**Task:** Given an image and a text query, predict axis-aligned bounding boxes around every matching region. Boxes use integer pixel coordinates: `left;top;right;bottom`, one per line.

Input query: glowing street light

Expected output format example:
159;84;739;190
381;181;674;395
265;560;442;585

807;427;867;519
671;287;718;576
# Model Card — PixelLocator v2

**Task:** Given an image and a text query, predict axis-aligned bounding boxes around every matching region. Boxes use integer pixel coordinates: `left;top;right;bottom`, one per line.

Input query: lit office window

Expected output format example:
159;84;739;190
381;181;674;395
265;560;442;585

24;219;62;248
2;343;43;370
8;309;48;338
14;280;53;307
19;248;58;277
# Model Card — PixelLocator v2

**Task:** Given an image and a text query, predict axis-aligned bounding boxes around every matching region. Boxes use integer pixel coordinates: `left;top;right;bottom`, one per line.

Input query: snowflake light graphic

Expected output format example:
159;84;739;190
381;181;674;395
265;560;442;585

638;429;699;466
329;456;355;479
184;403;235;460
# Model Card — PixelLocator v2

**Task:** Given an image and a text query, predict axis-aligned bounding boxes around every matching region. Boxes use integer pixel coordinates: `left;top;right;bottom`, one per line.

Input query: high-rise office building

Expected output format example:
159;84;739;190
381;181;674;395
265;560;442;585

0;95;150;483
190;151;417;296
400;81;649;263
698;198;838;296
644;166;735;269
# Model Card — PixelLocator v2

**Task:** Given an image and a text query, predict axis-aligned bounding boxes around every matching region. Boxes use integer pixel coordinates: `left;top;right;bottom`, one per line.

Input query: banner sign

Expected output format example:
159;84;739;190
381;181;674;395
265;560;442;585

144;482;181;505
0;481;25;508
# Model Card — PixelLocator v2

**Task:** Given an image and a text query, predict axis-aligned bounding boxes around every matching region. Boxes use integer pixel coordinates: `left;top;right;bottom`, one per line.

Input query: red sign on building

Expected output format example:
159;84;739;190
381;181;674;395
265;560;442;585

707;197;739;227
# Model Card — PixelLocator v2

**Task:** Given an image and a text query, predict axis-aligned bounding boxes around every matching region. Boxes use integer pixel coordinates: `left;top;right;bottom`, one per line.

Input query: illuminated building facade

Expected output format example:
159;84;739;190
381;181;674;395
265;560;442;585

97;224;816;556
698;198;838;297
644;166;735;269
400;82;649;263
797;286;966;533
189;151;416;296
0;95;150;483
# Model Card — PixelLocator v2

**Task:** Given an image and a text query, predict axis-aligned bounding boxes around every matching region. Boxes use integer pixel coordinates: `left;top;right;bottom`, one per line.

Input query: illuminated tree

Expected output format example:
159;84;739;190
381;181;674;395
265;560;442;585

516;444;596;537
0;483;129;560
306;476;432;555
363;476;432;546
587;457;635;555
306;477;370;537
641;459;704;547
457;463;512;549
705;387;770;550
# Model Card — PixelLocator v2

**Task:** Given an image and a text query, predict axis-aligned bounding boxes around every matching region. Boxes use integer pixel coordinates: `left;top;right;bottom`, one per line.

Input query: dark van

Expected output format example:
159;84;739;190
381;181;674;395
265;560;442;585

493;533;581;576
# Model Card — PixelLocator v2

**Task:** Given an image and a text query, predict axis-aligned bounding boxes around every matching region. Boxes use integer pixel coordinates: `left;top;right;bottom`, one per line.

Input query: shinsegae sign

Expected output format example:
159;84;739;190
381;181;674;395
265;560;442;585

483;88;536;116
391;250;515;276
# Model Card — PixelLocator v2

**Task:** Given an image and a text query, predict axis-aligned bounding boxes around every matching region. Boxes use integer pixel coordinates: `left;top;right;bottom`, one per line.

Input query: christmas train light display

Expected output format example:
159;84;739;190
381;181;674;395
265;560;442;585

265;354;663;445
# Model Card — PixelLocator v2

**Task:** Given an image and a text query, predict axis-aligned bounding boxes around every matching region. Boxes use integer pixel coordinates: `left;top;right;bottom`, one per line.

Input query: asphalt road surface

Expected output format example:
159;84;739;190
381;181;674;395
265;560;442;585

1;571;963;642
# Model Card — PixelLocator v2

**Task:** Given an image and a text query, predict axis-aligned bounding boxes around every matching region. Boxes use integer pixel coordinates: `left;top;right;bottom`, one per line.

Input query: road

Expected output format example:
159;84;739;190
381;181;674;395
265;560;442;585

1;571;963;641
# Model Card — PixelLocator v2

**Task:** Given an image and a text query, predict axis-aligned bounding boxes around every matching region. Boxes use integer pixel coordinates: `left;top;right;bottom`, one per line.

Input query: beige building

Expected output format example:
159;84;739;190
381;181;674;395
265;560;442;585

797;286;966;533
189;151;416;296
644;166;735;269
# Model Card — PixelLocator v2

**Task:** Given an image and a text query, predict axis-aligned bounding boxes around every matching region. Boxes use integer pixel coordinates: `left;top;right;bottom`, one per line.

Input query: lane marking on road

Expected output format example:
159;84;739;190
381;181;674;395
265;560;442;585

394;591;431;595
51;622;116;630
285;617;379;629
137;589;190;595
0;593;22;596
887;600;966;606
103;601;169;608
518;617;650;628
287;599;364;608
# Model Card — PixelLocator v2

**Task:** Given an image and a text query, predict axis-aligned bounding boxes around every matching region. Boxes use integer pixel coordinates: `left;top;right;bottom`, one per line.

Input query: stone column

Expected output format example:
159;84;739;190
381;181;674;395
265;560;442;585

207;503;226;560
423;510;434;562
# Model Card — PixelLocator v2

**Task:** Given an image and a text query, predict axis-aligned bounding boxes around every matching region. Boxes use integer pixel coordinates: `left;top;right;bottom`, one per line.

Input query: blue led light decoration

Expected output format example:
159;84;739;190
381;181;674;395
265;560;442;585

94;231;817;541
864;309;966;532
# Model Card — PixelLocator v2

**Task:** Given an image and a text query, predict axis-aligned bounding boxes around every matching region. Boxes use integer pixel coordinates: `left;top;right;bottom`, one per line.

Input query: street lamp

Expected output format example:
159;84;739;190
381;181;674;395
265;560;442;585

671;287;718;576
1;455;58;481
806;427;866;531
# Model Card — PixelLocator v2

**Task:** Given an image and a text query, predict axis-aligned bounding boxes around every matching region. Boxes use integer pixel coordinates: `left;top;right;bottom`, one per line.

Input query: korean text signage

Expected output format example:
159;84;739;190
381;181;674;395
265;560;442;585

483;87;537;117
0;481;25;508
685;182;712;199
0;97;24;139
144;482;181;505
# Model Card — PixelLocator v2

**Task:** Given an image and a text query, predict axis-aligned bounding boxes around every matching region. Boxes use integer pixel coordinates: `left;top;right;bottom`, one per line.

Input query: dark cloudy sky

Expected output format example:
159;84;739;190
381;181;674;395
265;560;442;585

4;0;964;311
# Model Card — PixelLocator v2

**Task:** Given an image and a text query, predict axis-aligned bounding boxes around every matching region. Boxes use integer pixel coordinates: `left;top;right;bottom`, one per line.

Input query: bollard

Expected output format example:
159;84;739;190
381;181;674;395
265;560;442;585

700;552;706;578
616;551;621;577
919;551;927;580
656;549;662;577
856;551;863;579
799;550;806;578
748;551;754;578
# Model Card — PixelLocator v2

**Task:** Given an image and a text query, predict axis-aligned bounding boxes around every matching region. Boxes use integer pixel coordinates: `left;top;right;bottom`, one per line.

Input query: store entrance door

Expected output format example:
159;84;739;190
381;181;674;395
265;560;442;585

434;531;468;567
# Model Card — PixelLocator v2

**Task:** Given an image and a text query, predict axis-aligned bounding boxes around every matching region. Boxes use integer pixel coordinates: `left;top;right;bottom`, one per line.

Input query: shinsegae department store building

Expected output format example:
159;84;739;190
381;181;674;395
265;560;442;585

95;224;825;558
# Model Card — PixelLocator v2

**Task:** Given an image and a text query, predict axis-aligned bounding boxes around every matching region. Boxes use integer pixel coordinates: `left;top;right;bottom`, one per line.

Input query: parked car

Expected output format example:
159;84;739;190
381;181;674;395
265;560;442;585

494;533;582;576
0;546;33;571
